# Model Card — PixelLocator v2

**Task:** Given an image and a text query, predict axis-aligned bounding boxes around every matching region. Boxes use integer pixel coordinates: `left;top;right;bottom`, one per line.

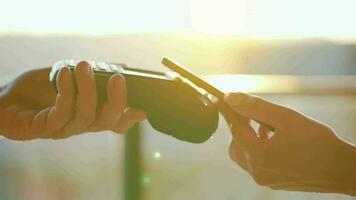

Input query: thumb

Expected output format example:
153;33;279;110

224;93;294;129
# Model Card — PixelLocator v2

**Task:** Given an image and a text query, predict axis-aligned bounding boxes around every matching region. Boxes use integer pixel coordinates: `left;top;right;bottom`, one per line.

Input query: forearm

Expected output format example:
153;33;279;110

341;142;356;196
330;139;356;196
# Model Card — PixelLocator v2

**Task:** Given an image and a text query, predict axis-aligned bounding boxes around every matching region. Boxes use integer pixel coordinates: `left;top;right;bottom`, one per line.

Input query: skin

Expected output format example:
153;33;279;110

0;61;146;140
1;62;354;195
220;92;356;196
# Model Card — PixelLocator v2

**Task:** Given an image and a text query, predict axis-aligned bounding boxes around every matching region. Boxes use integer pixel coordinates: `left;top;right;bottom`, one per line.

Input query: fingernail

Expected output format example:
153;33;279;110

110;74;125;90
85;62;94;77
61;67;71;78
77;60;89;68
224;93;243;107
113;74;124;83
77;61;92;76
57;67;72;90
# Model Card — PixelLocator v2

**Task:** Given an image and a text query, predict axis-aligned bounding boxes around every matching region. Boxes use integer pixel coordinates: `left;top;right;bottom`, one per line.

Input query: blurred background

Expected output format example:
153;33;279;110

0;0;355;199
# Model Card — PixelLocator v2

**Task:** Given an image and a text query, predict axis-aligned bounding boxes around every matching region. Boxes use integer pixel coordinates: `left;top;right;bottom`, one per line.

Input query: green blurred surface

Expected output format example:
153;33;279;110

124;124;142;200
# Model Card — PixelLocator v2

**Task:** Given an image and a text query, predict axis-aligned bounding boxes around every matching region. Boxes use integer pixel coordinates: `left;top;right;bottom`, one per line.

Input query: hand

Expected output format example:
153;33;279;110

220;92;356;196
0;61;146;140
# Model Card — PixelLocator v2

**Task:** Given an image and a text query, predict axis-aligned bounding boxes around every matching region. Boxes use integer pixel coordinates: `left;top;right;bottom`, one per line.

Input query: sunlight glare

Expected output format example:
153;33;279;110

0;0;356;38
189;0;247;36
206;75;299;93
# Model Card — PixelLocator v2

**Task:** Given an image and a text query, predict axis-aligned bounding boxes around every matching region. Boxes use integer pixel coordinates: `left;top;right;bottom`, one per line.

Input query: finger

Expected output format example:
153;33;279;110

32;67;74;139
88;74;127;131
61;61;97;137
258;124;270;140
229;138;249;171
258;124;277;141
224;93;296;130
217;100;262;148
112;108;146;134
46;67;74;132
107;74;127;107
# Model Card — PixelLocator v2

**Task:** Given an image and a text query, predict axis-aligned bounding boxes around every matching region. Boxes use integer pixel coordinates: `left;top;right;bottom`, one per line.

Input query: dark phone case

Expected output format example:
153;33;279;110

49;60;219;143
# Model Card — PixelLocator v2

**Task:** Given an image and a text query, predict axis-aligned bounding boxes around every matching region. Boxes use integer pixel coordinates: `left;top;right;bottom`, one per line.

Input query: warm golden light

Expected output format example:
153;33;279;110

0;0;186;34
205;75;356;94
0;0;355;39
189;0;247;36
208;75;295;93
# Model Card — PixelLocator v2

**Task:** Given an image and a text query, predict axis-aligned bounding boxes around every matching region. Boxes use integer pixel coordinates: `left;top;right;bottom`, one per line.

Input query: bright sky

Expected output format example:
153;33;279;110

0;0;355;38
